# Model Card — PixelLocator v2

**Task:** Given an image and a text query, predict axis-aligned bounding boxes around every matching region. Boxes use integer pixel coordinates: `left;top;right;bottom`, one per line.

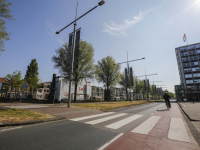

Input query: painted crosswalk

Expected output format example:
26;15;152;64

131;116;161;134
85;113;127;125
70;113;191;143
168;118;191;143
70;112;115;121
105;114;143;129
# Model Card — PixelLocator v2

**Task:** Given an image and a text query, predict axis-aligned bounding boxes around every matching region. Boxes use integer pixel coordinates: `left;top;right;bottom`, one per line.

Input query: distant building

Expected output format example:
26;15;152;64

0;77;8;98
91;86;104;100
54;76;91;101
175;85;182;101
175;42;200;101
36;82;51;100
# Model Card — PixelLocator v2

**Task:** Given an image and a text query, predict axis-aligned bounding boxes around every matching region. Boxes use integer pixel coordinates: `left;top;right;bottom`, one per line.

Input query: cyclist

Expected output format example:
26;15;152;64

163;92;171;108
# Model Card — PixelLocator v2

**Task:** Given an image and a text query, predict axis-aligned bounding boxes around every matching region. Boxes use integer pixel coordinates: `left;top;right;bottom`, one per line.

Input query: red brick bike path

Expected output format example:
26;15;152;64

105;103;200;150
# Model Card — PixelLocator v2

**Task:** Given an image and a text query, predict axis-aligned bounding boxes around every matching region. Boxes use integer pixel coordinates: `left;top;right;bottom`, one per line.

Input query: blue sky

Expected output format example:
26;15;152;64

0;0;200;92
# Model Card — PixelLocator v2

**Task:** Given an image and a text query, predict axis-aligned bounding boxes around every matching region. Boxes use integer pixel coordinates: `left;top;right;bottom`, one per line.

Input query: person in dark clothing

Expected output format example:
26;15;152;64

163;92;171;108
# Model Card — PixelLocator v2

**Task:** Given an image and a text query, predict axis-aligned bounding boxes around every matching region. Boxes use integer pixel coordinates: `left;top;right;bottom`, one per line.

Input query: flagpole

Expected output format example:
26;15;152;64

186;33;188;45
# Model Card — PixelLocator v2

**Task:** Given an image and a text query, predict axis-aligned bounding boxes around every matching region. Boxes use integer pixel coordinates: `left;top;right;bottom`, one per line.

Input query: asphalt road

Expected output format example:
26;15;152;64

0;102;165;150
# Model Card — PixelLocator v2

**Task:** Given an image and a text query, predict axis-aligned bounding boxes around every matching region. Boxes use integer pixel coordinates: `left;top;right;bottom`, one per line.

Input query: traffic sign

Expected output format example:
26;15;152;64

22;84;27;88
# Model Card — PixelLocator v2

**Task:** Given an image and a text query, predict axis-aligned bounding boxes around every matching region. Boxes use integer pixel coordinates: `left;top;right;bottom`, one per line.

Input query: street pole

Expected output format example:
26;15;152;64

68;2;78;108
136;73;157;101
56;0;105;108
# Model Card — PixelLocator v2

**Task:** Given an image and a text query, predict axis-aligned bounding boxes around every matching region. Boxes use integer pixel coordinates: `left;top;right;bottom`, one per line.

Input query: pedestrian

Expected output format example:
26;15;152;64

163;92;171;108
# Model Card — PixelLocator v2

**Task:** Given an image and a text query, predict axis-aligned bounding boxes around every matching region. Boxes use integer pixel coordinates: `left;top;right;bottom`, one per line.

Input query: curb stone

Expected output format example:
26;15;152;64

178;102;198;121
0;116;66;127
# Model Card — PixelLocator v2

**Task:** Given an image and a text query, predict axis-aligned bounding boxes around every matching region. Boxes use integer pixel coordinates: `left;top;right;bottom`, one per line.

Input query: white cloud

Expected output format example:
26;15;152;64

103;10;150;36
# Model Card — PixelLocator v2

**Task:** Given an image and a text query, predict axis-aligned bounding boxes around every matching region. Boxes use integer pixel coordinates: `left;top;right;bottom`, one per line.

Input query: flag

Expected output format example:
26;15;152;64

183;34;186;42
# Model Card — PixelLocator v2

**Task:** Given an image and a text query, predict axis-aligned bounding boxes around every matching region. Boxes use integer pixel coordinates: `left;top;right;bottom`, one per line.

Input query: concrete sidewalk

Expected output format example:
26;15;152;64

104;103;200;150
178;102;200;121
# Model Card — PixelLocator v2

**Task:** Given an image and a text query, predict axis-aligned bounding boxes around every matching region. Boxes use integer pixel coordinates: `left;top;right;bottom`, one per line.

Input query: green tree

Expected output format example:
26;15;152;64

52;40;95;103
164;90;170;95
25;59;39;98
134;77;144;99
0;0;14;55
119;72;133;101
5;70;23;99
169;92;175;98
95;56;121;101
119;72;128;101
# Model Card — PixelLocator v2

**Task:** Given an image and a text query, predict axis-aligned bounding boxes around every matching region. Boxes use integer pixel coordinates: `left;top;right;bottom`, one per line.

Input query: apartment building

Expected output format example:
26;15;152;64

175;42;200;101
91;86;104;100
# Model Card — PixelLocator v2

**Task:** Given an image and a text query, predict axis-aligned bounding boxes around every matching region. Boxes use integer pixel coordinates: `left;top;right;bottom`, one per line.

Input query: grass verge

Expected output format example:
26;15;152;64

0;108;54;123
70;101;151;111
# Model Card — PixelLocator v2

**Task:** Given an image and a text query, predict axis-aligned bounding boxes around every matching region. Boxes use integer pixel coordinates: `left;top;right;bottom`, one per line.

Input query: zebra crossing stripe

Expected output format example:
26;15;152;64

105;114;143;129
70;112;115;121
168;118;191;143
85;113;127;125
131;116;161;134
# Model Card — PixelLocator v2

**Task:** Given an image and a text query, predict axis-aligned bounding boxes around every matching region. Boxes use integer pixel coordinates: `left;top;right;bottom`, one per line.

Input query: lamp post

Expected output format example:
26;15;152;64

150;81;162;100
136;73;157;100
114;55;145;102
56;1;105;108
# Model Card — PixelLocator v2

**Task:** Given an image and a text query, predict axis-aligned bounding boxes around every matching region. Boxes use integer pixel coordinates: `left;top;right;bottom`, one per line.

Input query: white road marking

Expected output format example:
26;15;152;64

1;126;23;132
131;116;161;134
85;113;127;125
98;133;124;150
105;114;143;129
70;112;115;121
168;118;191;143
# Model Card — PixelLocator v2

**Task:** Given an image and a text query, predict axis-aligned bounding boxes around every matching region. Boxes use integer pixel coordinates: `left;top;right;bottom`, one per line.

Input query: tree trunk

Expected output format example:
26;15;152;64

74;83;78;103
15;88;16;100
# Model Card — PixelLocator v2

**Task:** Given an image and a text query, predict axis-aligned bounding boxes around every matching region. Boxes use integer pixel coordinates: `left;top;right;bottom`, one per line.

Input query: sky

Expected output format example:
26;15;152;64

0;0;200;93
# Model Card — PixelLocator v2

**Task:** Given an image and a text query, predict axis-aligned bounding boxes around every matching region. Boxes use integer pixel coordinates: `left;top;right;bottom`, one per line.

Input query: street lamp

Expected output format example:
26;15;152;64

56;0;105;108
136;73;157;100
150;81;162;100
114;54;145;102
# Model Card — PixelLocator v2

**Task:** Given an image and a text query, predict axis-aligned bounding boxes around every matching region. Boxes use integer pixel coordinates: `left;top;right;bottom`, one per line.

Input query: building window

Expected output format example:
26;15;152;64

194;79;200;83
196;44;200;49
180;47;187;52
184;68;191;73
190;61;198;66
182;57;189;62
190;56;197;61
185;74;192;78
188;45;195;50
181;52;188;57
188;51;196;55
183;63;190;67
192;67;200;72
186;80;193;84
197;50;200;54
193;73;200;77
